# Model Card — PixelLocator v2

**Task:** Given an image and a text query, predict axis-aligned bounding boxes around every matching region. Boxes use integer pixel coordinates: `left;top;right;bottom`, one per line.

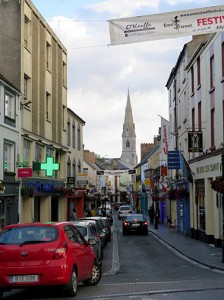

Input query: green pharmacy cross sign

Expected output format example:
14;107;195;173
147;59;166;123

33;157;60;177
41;157;59;176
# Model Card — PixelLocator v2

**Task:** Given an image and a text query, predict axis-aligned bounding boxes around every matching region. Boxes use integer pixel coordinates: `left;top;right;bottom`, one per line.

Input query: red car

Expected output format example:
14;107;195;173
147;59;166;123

0;222;102;299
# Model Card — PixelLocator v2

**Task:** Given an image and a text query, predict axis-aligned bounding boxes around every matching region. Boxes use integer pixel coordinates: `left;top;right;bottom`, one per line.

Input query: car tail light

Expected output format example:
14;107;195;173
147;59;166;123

124;221;129;226
53;241;68;259
143;221;148;225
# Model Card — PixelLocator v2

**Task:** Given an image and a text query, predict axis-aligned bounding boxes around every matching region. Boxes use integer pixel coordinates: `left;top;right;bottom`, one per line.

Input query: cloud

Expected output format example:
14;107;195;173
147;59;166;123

47;12;191;159
85;0;160;17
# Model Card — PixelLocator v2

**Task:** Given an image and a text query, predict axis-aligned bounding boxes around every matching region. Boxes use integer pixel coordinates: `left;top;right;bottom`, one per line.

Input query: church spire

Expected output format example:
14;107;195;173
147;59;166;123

120;90;138;168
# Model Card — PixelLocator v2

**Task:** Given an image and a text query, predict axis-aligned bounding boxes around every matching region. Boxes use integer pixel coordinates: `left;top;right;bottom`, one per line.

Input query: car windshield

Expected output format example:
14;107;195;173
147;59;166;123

126;215;144;221
0;226;58;245
75;226;87;237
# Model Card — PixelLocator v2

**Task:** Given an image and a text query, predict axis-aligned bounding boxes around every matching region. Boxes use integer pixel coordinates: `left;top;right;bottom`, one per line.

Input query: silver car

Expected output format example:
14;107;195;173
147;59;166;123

118;205;132;220
72;220;103;265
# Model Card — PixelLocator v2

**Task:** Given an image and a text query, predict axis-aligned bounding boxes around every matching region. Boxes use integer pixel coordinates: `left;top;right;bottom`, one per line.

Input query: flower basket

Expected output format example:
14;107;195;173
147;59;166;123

54;186;66;196
168;188;176;200
21;186;34;197
0;181;5;193
211;177;224;193
64;188;74;197
152;195;160;201
176;188;189;198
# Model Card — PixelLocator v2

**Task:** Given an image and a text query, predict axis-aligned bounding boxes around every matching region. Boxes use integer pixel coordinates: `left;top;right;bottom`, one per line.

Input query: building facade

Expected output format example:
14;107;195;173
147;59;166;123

166;32;224;246
0;0;86;224
0;74;21;229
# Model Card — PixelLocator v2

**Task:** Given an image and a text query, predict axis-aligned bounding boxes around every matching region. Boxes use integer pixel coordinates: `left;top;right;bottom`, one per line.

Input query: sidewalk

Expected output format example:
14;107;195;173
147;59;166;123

148;221;224;272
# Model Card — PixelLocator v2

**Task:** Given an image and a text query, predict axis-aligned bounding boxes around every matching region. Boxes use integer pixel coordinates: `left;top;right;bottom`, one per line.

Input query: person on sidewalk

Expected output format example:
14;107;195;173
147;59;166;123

154;208;160;229
148;205;154;224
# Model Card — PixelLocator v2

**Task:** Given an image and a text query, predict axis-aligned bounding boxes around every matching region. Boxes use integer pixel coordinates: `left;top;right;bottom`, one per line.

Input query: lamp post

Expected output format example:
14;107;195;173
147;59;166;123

221;153;224;263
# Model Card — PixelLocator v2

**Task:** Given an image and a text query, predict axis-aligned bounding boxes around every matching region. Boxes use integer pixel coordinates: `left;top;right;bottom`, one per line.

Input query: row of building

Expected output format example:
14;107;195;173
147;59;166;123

84;31;224;250
0;0;87;227
1;0;224;250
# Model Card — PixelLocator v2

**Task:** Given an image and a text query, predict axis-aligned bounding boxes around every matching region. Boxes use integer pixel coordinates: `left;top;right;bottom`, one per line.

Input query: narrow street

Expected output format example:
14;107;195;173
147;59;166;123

2;211;224;300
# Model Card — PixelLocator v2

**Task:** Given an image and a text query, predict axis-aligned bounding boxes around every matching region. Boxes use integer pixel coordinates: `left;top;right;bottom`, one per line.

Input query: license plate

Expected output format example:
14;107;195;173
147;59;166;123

10;275;39;283
132;224;140;227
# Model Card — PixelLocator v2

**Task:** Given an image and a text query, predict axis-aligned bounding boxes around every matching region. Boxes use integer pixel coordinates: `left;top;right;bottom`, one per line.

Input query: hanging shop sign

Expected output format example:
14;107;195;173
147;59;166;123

188;131;203;152
17;167;33;178
167;151;181;169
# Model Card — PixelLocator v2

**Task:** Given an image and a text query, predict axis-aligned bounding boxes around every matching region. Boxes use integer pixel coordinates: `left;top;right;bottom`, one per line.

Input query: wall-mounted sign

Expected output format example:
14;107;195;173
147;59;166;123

17;167;33;178
168;151;181;169
33;157;60;177
188;131;203;152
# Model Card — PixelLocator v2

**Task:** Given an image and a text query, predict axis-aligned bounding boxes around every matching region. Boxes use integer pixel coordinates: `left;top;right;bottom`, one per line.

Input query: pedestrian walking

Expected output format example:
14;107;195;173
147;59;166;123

71;208;77;221
148;206;154;224
154;208;160;229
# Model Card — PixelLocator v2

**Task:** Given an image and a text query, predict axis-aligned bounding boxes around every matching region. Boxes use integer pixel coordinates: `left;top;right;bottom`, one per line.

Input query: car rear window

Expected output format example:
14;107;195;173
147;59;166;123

0;226;58;245
120;206;131;211
126;215;144;221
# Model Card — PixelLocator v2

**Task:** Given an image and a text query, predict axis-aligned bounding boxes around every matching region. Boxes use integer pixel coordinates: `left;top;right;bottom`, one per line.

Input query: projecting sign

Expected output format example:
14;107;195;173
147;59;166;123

17;168;33;178
188;131;203;152
167;151;181;169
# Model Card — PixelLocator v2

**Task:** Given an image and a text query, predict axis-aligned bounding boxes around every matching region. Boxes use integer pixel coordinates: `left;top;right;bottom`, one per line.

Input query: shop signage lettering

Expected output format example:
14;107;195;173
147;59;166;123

196;163;219;174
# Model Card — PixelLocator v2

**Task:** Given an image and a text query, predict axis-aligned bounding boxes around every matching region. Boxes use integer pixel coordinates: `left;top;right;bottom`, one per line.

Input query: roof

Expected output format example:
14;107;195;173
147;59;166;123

135;144;160;168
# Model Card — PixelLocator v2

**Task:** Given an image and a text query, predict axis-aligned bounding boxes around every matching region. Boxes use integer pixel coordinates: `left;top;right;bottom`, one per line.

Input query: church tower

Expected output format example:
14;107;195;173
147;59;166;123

120;90;138;168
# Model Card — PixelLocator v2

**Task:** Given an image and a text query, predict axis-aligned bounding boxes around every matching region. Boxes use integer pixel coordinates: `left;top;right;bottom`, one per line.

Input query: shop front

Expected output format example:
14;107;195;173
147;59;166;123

21;178;66;223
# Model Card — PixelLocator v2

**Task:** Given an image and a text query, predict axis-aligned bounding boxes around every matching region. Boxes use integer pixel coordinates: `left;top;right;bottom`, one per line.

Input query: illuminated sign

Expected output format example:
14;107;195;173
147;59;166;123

33;157;60;177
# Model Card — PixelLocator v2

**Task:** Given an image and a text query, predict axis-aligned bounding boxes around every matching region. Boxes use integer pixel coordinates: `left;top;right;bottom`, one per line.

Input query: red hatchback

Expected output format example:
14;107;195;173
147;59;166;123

0;222;102;298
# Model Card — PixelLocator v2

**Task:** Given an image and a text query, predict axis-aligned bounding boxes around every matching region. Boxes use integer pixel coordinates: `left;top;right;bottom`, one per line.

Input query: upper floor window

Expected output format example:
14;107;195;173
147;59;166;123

72;122;76;148
192;108;195;131
24;16;31;50
23;139;31;167
210;55;215;90
46;92;51;122
191;66;194;95
77;124;81;150
4;141;15;173
211;108;215;148
4;90;15;125
67;119;71;146
46;41;52;71
67;157;71;177
198;101;202;131
222;42;224;79
63;61;67;86
46;146;54;158
197;57;201;87
78;160;81;173
72;159;76;178
63;105;66;130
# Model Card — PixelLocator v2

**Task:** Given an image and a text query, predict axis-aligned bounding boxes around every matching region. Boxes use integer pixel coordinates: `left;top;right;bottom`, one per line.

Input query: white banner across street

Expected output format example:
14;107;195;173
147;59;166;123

108;5;224;45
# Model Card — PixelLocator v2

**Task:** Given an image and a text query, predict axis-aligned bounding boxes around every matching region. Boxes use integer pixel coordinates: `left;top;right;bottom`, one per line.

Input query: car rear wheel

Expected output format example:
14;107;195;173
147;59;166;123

83;262;102;286
64;267;77;297
0;290;3;299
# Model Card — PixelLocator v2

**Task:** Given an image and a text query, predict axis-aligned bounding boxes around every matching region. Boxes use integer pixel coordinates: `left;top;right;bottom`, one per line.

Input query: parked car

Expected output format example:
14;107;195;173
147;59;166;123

100;217;112;242
122;214;149;235
72;220;103;265
0;222;102;299
118;205;132;220
96;208;113;225
79;217;107;248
